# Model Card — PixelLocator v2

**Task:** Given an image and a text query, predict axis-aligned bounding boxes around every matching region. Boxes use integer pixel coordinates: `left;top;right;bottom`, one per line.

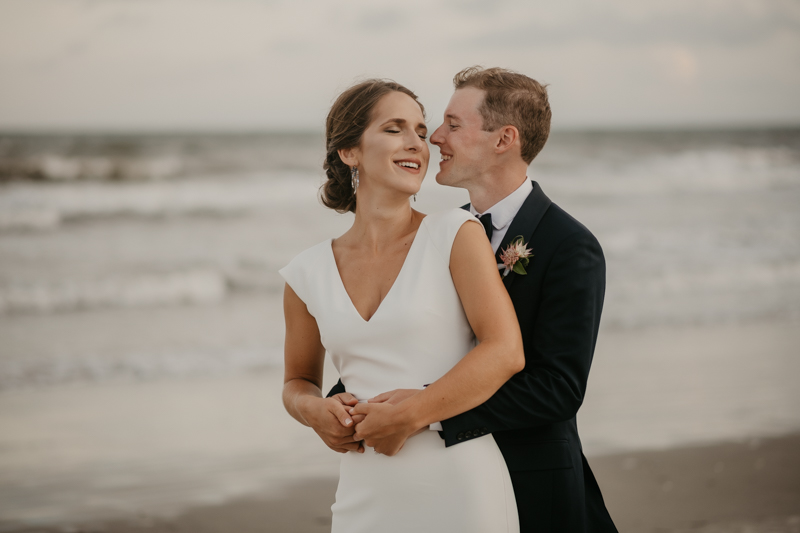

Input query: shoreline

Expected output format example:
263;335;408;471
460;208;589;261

4;433;798;533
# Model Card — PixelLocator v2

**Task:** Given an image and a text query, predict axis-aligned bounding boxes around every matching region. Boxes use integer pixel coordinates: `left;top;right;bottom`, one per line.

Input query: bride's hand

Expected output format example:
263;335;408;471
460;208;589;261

369;388;422;405
302;393;365;454
350;402;419;456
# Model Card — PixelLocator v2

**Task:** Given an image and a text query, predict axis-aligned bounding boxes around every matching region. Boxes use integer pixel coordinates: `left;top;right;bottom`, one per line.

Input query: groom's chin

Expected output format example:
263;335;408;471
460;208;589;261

434;171;453;187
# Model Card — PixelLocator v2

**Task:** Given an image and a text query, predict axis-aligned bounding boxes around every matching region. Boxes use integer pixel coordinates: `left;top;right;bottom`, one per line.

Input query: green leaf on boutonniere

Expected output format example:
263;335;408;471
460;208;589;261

512;259;528;275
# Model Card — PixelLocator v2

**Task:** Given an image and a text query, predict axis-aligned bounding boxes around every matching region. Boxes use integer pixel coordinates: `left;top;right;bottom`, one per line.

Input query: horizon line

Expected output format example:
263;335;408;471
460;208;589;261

2;122;800;137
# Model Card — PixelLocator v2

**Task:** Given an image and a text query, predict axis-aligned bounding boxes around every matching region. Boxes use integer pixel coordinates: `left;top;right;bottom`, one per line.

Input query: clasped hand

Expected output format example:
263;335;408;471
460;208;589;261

350;388;424;456
306;392;365;453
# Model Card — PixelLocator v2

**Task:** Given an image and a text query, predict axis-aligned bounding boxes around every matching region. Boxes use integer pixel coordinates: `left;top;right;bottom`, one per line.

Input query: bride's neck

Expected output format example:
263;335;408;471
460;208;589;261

350;191;418;249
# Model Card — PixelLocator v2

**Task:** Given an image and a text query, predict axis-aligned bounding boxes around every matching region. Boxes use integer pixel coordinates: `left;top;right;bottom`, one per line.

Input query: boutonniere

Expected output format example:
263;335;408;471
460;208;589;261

500;236;533;278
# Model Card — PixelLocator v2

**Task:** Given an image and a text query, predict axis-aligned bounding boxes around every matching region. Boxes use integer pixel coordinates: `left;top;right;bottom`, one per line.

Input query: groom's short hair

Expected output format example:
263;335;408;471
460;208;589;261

454;66;551;164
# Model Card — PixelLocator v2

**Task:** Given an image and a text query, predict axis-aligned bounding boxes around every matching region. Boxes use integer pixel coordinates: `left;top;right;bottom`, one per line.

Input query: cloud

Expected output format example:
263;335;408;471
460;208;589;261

355;7;411;31
462;1;800;49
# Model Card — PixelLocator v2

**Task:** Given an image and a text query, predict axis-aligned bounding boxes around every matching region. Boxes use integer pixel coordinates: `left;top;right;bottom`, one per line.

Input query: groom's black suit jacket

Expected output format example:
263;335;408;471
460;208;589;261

329;182;617;532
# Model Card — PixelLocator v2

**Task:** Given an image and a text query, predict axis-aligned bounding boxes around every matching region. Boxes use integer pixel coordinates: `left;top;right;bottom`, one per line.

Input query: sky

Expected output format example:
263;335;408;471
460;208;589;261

0;0;799;132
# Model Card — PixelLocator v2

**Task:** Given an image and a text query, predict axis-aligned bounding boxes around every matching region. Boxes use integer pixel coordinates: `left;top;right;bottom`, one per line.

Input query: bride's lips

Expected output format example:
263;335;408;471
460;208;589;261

394;158;422;174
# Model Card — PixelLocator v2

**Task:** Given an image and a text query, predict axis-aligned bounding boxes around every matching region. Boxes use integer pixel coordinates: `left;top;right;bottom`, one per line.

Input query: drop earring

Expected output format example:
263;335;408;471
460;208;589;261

351;166;359;194
413;194;417;202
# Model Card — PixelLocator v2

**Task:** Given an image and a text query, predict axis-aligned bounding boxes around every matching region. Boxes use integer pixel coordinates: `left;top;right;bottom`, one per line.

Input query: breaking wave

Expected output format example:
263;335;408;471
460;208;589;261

0;345;281;391
0;269;227;315
0;172;322;231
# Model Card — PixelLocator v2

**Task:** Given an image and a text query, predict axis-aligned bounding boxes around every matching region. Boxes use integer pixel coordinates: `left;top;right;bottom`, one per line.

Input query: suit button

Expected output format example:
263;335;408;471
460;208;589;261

465;431;472;439
481;427;488;435
457;432;465;441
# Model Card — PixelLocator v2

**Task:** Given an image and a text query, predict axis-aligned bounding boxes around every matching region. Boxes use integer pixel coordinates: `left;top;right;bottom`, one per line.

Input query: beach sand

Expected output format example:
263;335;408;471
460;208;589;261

1;318;798;532
7;434;799;533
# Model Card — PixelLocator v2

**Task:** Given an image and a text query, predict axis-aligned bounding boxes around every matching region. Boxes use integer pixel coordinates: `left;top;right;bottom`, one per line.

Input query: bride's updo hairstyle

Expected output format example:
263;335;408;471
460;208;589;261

322;80;425;214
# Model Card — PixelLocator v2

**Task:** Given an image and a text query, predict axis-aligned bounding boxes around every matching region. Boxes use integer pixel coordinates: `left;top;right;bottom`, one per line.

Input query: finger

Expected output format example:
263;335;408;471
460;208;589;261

330;402;354;427
335;392;359;407
368;391;394;403
336;441;362;452
329;435;357;446
327;426;356;439
350;414;366;425
349;403;373;416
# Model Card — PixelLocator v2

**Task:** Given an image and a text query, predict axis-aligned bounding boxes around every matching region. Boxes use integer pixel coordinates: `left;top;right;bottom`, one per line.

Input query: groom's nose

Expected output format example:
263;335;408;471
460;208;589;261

430;124;445;146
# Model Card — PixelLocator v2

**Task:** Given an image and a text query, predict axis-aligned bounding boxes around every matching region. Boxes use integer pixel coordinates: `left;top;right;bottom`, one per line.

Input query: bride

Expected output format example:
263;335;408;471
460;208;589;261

280;79;523;532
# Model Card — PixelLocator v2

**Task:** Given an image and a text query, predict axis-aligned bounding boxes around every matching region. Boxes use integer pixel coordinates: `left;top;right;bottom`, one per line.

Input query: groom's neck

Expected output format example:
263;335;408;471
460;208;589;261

468;169;529;213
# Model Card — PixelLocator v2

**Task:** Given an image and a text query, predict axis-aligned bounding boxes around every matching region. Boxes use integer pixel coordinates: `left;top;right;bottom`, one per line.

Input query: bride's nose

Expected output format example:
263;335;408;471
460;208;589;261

406;133;424;152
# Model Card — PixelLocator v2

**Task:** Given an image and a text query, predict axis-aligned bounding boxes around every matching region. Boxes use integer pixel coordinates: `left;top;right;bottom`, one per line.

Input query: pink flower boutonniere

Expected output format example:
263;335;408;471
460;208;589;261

500;236;533;278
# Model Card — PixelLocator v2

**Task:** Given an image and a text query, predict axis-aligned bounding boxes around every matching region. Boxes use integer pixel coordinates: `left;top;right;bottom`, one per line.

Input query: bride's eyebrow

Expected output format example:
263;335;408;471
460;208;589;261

380;118;406;127
379;118;427;132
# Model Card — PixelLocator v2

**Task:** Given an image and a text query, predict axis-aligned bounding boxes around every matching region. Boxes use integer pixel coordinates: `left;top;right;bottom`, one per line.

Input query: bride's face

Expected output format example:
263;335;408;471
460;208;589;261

351;91;429;198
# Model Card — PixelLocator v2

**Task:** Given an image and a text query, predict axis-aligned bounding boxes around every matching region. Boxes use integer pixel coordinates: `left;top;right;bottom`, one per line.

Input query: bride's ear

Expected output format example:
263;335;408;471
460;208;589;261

337;147;359;168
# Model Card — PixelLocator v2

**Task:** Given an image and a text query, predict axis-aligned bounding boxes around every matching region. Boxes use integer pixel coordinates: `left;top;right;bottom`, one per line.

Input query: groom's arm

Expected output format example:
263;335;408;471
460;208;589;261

440;229;605;446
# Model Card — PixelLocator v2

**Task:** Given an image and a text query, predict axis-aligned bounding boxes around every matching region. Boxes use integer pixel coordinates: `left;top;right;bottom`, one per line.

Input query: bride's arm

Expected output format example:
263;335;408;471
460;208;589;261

282;284;364;453
351;221;525;454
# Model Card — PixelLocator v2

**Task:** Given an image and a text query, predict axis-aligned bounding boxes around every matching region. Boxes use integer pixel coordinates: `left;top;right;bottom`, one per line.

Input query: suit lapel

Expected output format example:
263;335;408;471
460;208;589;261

462;181;552;290
497;181;552;289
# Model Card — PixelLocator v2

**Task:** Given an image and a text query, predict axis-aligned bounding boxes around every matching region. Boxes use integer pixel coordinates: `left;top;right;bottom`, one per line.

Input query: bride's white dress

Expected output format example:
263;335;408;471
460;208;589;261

279;208;519;533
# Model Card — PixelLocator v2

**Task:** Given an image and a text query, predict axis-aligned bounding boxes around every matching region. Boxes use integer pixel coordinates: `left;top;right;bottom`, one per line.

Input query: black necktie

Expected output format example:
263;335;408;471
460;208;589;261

477;213;493;241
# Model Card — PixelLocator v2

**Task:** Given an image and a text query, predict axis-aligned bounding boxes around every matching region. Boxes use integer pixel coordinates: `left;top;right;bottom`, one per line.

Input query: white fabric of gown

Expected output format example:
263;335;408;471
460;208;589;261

279;208;519;533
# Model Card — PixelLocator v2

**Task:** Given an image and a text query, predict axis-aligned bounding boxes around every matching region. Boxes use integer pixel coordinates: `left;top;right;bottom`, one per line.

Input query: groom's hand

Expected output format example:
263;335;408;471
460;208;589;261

350;402;422;456
305;392;365;454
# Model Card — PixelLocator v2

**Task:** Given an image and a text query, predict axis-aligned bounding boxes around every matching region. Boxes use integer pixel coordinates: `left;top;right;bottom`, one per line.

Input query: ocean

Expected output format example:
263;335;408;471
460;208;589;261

1;129;798;389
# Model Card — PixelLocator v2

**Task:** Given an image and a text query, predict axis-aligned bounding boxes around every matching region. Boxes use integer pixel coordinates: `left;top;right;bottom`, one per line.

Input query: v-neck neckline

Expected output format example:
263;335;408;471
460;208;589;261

329;218;427;324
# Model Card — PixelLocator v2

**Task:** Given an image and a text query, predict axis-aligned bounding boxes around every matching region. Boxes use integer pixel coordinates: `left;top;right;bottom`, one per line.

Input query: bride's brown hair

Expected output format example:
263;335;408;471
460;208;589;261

321;80;425;214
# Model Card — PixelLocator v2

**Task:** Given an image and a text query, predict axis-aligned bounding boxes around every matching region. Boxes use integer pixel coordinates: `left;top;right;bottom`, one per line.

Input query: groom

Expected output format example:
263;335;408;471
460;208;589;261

323;66;617;532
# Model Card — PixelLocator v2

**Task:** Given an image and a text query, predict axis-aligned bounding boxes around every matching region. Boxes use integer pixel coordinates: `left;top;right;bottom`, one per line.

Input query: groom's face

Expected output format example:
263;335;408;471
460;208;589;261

430;87;495;189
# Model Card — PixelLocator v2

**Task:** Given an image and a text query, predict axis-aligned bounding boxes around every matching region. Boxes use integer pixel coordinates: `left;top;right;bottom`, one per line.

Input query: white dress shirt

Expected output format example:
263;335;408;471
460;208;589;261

429;178;533;432
469;178;533;254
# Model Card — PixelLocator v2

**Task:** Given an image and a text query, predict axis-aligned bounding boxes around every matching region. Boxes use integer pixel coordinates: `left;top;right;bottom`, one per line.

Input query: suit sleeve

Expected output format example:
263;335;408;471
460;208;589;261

439;230;605;446
326;379;346;398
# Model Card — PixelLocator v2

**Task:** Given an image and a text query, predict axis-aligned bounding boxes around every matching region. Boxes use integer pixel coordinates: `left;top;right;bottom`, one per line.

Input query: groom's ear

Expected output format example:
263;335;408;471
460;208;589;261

494;125;520;155
337;147;358;167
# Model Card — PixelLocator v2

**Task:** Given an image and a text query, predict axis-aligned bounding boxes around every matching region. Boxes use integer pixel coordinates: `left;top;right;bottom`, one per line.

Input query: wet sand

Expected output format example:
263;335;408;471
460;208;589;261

7;433;799;533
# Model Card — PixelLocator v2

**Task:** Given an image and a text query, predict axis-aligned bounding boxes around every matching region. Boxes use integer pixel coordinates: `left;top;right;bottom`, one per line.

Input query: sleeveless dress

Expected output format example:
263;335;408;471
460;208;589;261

279;208;519;533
